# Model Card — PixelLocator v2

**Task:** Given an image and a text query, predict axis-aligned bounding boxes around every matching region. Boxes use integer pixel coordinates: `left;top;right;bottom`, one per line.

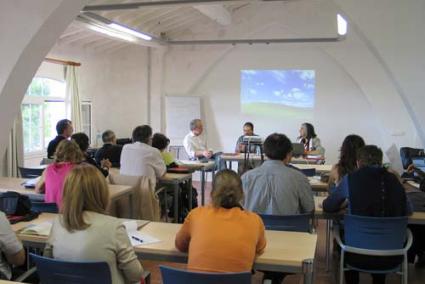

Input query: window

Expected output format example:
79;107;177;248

22;77;67;155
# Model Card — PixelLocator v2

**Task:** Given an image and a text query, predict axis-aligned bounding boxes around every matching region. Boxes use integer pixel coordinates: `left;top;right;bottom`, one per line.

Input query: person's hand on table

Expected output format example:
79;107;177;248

203;150;213;159
101;159;112;169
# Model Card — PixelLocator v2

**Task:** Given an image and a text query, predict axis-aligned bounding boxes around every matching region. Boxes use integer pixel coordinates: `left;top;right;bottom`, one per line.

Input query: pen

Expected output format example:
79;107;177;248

131;236;144;243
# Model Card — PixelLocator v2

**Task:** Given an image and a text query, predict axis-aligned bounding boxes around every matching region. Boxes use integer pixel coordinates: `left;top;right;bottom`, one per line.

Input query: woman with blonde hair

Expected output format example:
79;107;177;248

175;169;266;273
36;139;84;208
44;164;144;283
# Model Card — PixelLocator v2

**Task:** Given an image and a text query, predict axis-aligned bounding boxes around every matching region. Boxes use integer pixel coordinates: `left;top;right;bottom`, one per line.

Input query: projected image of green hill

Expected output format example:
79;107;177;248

242;102;313;119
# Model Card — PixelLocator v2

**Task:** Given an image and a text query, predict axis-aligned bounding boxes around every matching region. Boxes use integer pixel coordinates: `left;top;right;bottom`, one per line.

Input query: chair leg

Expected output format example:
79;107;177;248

402;255;408;284
339;251;345;284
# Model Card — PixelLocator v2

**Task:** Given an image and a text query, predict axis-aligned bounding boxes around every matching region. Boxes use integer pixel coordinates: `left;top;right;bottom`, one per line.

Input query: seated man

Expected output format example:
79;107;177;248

71;132;111;177
183;119;212;160
47;119;73;159
323;145;412;284
120;125;166;184
242;133;314;215
95;130;123;168
235;122;258;153
0;212;25;280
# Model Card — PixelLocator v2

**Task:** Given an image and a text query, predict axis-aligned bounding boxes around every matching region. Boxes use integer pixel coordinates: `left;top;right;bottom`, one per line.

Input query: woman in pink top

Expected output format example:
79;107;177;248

35;140;84;208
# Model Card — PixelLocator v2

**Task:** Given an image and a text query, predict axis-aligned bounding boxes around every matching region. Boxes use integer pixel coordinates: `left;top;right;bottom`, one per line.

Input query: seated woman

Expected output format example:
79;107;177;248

151;133;178;168
35;140;84;208
44;164;144;284
175;169;266;272
0;212;25;280
328;134;365;187
297;122;325;156
71;132;111;177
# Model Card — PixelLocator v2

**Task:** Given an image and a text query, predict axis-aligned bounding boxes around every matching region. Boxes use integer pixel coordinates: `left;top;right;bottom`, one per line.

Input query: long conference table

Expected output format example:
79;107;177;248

12;213;318;284
221;153;327;166
0;177;133;216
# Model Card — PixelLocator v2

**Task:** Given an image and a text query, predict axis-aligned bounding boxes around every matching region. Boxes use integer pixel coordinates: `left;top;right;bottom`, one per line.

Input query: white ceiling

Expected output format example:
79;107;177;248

56;0;338;53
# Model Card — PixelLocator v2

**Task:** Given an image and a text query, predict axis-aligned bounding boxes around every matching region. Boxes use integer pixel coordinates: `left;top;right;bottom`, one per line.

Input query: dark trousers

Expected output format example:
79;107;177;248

344;253;402;284
408;224;425;263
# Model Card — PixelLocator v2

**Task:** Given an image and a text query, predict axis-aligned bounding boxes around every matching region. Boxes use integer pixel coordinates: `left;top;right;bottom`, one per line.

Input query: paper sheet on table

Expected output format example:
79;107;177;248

385;143;404;175
124;220;161;246
127;231;161;246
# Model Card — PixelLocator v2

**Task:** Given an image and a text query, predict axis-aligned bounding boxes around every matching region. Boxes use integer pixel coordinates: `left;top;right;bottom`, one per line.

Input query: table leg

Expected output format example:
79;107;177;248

173;183;179;223
302;259;314;284
201;169;205;206
325;219;332;272
188;178;193;211
128;193;133;219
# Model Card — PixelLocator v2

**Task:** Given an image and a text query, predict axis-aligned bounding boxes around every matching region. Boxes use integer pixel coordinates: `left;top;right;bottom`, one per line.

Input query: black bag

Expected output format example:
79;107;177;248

400;147;425;169
0;191;32;216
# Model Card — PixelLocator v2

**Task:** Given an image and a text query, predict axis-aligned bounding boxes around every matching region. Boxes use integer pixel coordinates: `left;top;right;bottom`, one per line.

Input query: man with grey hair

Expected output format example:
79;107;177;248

94;130;123;168
183;119;213;160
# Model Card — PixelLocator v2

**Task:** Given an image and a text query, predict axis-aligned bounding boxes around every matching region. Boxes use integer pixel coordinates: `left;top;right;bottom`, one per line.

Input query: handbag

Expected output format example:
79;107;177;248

0;191;32;216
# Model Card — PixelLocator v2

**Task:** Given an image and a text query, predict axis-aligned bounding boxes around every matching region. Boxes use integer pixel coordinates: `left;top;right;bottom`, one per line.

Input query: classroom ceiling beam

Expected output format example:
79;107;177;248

193;4;232;25
166;36;345;45
83;0;273;11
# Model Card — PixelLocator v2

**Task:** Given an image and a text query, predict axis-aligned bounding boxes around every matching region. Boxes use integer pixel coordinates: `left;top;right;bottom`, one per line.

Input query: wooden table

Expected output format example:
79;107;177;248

221;153;325;165
136;222;317;284
308;177;328;192
293;164;332;173
13;215;317;284
158;173;193;223
178;160;216;206
0;177;133;216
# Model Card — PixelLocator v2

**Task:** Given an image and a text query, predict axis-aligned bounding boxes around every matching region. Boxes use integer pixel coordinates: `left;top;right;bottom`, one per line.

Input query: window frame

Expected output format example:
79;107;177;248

22;77;68;156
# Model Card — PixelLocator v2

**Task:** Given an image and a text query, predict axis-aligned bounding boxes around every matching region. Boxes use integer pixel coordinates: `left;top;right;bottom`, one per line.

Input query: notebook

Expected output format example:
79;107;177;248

20;221;52;236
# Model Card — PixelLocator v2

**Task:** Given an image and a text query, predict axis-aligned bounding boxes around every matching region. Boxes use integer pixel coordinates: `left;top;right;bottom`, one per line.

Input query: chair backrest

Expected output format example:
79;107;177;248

18;167;44;178
344;214;408;250
30;253;112;284
160;265;251;284
300;168;316;177
40;158;54;165
259;213;312;232
109;172;160;221
31;202;58;213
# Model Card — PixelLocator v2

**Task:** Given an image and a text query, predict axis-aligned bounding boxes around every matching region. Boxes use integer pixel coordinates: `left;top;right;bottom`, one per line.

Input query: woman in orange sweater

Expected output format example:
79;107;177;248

175;169;266;273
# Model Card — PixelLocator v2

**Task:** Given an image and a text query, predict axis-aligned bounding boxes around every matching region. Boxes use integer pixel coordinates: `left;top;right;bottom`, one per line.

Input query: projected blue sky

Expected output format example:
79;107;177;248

241;70;315;108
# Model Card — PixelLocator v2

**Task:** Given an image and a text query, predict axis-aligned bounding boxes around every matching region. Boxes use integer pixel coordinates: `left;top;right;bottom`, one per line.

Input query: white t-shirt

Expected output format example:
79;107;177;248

183;132;207;159
120;142;166;183
0;212;23;279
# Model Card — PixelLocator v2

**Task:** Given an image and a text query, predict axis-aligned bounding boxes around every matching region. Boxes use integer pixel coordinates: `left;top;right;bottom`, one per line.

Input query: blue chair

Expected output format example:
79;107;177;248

18;167;44;178
30;253;112;284
160;265;251;284
31;202;58;213
334;215;413;284
300;168;316;177
259;213;312;232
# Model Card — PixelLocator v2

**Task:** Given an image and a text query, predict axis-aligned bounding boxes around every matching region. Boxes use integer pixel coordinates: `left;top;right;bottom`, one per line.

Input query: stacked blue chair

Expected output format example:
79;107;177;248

160;265;251;284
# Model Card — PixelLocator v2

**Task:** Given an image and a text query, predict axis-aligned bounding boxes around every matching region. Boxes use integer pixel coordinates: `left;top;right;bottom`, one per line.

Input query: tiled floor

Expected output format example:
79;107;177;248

143;181;425;283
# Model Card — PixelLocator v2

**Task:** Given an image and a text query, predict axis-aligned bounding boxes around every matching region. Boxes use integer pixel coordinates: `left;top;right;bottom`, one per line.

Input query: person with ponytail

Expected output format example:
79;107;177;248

175;169;266;273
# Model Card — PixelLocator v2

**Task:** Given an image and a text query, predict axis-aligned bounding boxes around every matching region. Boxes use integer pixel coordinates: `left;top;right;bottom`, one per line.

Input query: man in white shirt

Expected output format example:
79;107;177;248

120;125;166;184
183;119;213;160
